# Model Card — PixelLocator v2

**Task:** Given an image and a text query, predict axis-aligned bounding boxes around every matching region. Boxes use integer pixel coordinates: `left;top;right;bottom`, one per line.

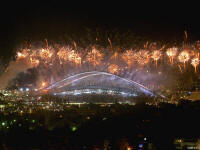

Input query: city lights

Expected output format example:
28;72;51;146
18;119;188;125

1;2;200;150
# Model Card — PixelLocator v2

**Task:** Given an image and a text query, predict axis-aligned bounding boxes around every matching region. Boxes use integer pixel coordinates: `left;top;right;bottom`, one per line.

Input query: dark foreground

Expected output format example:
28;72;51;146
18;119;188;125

0;101;200;150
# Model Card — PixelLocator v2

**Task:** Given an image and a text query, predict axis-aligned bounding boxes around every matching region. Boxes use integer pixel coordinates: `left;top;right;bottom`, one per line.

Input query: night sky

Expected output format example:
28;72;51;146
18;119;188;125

1;1;200;59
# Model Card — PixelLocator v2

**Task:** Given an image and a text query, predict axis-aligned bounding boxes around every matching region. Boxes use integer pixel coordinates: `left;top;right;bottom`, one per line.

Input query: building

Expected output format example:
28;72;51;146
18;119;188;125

174;138;200;149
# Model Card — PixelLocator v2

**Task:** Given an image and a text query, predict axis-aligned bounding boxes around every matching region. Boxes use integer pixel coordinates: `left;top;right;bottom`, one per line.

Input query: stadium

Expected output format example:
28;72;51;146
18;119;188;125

41;71;156;100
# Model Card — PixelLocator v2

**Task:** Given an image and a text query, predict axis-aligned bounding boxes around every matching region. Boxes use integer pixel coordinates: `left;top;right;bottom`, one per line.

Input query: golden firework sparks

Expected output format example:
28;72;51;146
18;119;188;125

57;47;68;64
17;52;24;59
184;30;188;41
108;64;119;74
111;52;119;63
108;37;113;50
41;81;47;88
30;57;40;67
67;50;76;62
86;48;103;67
16;49;30;60
178;50;190;70
191;57;199;73
64;49;82;67
45;39;48;49
74;55;82;66
144;41;148;49
178;65;183;73
122;49;134;68
39;48;54;63
134;50;150;66
151;50;162;68
166;47;178;64
73;41;77;49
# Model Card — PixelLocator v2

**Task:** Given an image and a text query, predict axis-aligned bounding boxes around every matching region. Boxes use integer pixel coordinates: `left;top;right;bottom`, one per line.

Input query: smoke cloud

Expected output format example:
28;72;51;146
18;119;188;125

0;59;33;89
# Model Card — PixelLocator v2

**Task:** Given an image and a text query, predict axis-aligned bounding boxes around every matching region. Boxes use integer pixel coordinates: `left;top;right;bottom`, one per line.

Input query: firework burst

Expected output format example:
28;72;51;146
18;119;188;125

166;47;178;64
67;50;82;67
134;50;150;66
16;49;30;60
178;51;190;70
57;47;69;64
6;38;200;91
108;64;119;74
151;50;162;68
30;57;40;67
191;57;199;73
122;49;134;68
39;48;54;63
86;47;103;67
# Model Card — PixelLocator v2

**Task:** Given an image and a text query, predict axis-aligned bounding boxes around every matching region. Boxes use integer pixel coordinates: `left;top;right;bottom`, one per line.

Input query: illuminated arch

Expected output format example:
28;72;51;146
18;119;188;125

43;71;155;96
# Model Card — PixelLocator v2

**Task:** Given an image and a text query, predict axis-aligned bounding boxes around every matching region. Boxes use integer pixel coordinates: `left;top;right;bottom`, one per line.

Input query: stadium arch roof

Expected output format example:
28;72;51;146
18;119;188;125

42;71;156;97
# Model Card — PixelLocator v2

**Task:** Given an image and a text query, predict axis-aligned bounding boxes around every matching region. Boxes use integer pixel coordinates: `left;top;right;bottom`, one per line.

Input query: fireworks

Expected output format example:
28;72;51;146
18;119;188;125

17;52;25;59
30;57;40;67
67;50;76;62
14;42;200;75
151;50;162;67
108;64;119;74
166;47;178;64
108;38;113;50
74;55;82;66
10;39;200;91
39;48;54;63
42;82;46;86
122;50;134;68
67;50;82;66
16;49;30;60
29;50;39;67
86;47;103;67
57;47;82;66
40;81;47;89
6;30;200;93
111;52;119;62
191;57;199;73
178;51;190;69
57;47;69;64
134;50;150;66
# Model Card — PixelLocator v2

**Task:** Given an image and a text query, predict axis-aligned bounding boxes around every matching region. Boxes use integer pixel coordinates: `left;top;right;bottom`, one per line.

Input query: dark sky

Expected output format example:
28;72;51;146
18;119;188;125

2;2;200;38
1;1;200;58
